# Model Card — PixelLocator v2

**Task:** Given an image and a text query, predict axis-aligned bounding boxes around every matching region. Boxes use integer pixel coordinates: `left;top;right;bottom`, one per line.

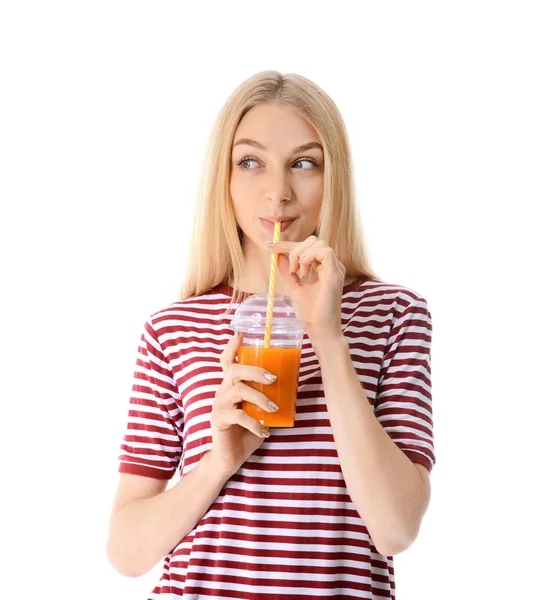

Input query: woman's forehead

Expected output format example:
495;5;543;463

235;104;318;140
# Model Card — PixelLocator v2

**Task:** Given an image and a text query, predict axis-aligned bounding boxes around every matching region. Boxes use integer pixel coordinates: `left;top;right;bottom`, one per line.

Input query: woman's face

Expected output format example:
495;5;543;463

230;103;324;247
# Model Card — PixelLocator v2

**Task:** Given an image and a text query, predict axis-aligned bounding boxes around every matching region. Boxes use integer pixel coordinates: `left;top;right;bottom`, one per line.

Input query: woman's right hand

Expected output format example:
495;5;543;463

207;332;278;479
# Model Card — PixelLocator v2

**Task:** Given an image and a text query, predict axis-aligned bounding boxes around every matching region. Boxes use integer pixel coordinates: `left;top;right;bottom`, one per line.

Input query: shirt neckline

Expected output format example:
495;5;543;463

212;276;366;299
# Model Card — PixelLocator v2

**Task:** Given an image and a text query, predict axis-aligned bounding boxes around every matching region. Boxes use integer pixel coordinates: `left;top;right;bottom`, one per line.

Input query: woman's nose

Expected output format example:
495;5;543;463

264;170;292;204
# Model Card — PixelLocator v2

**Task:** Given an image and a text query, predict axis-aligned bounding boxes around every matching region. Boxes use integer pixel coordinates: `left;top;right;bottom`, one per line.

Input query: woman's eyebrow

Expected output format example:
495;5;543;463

233;138;323;153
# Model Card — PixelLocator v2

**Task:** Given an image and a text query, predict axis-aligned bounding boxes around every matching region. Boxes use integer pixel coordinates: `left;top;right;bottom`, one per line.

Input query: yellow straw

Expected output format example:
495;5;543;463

264;221;282;348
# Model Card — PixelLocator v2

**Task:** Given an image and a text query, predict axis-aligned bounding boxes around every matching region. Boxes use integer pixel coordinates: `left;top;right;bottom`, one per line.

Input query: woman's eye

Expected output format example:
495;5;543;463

238;158;260;169
293;159;319;169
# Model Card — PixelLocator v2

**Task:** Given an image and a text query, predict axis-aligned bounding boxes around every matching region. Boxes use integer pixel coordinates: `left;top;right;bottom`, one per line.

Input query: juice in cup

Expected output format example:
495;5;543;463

237;346;301;427
231;294;304;428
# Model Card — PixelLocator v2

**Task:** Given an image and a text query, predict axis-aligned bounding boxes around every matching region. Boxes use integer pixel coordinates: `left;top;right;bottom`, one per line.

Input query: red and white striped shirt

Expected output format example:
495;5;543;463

118;277;435;599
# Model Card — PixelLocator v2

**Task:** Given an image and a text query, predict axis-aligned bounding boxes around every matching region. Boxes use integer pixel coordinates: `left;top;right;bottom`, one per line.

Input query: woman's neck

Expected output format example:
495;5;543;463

226;273;358;295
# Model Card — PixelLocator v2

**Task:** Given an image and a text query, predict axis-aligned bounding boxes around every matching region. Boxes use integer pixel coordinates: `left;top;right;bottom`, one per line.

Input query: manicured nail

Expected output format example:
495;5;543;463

266;242;277;248
267;400;279;412
264;372;277;382
261;428;271;438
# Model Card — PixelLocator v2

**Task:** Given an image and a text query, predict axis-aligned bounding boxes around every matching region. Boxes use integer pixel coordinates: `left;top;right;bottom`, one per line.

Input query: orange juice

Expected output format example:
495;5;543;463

237;345;301;427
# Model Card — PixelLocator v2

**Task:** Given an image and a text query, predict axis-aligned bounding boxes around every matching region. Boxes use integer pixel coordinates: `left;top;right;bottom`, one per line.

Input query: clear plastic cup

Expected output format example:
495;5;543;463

230;294;305;427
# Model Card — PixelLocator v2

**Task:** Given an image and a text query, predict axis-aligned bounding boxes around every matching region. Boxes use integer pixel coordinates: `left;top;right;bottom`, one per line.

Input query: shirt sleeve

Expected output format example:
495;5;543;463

375;295;435;472
118;317;184;480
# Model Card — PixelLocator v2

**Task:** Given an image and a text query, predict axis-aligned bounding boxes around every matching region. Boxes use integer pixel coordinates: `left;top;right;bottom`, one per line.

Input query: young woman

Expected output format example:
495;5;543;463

107;70;435;599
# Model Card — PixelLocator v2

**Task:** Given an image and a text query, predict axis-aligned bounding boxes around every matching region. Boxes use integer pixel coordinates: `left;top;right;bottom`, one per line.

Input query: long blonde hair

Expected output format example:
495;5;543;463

179;70;381;313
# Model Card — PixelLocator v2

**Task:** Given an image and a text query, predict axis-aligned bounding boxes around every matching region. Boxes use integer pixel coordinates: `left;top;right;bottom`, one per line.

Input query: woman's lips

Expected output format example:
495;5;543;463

259;218;296;232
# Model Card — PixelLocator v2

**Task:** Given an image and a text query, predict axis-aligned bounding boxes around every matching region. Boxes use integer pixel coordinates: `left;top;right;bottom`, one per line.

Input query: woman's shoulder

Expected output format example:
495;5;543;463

345;276;428;304
343;277;430;326
146;286;233;330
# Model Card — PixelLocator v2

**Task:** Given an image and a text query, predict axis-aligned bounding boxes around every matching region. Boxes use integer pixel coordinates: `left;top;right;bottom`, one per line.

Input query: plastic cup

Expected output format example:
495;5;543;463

230;294;305;427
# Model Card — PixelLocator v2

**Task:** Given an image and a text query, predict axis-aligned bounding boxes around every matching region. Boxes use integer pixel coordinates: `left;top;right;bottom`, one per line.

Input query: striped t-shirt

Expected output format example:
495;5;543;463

118;277;435;599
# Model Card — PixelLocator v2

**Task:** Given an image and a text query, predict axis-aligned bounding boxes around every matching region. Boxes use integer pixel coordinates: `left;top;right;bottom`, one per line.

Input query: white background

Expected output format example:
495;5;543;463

1;1;557;598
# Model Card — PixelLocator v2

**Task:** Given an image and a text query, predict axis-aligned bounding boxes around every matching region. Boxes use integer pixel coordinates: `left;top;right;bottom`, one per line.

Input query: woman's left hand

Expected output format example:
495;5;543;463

263;235;346;343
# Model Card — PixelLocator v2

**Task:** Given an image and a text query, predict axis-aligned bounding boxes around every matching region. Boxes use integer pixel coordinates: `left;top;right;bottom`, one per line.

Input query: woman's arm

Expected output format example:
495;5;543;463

313;334;431;556
107;451;228;577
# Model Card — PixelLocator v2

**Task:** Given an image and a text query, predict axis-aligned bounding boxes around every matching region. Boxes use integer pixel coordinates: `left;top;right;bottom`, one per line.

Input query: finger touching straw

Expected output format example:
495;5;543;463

264;221;282;348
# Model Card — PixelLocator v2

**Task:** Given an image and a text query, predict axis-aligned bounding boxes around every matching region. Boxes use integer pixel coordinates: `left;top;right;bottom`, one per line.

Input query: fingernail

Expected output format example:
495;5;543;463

261;428;271;438
267;400;279;412
266;242;277;248
264;372;277;382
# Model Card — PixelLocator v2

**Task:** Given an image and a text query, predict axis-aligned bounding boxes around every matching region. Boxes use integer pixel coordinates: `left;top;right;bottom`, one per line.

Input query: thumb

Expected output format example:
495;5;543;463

277;254;299;290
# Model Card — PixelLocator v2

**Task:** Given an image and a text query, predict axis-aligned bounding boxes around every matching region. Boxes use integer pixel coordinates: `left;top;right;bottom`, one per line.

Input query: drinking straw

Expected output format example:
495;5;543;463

264;221;282;348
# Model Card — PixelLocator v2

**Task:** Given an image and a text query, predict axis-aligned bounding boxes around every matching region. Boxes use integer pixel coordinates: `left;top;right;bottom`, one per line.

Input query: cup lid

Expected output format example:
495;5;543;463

230;294;305;335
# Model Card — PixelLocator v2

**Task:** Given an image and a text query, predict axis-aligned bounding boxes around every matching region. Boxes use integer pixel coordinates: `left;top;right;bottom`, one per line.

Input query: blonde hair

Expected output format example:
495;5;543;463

179;70;381;314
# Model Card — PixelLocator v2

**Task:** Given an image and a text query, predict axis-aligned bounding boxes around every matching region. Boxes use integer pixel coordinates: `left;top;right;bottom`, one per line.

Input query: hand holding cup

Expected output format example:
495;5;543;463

208;332;278;478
